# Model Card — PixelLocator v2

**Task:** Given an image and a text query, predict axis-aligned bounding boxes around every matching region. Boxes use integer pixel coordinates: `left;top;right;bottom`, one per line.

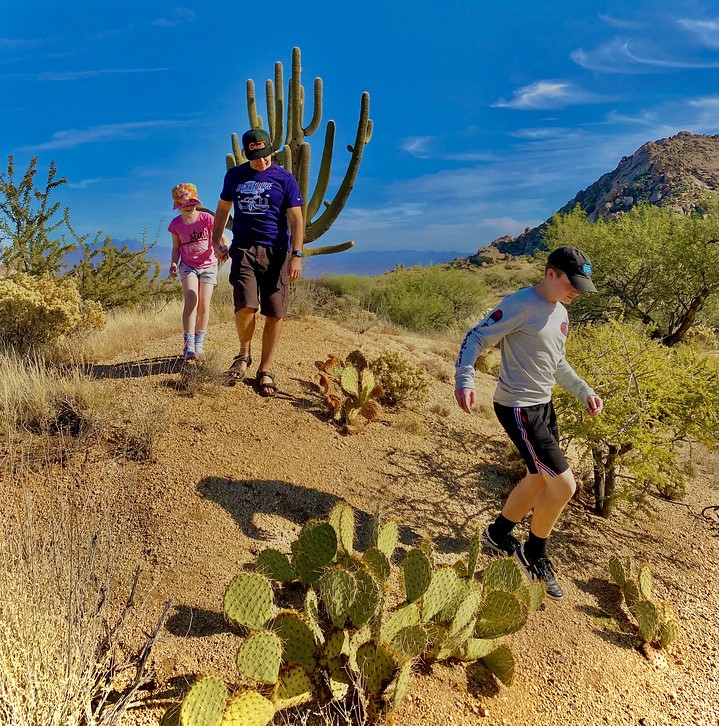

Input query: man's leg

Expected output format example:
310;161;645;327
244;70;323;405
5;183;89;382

258;316;283;392
232;307;257;375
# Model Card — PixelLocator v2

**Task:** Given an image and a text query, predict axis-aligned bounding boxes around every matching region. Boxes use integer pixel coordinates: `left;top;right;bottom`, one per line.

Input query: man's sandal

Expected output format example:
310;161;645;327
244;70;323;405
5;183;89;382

227;353;252;385
257;371;277;397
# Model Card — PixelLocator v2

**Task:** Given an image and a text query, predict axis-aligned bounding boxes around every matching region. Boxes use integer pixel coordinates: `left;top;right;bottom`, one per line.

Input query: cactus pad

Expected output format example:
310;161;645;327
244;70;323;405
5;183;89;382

482;558;523;593
622;580;641;610
291;520;337;585
363;547;391;581
326;657;351;701
322;628;350;661
608;555;626;587
179;676;227;726
475;590;527;638
482;645;515;685
372;517;399;560
457;637;495;662
235;630;283;684
340;365;359;397
256;549;295;583
658;616;680;647
328;501;355;555
221;690;275;726
223;573;274;631
466;530;481;580
450;589;483;636
271;665;314;711
392;624;428;660
304;589;325;644
272;611;318;669
422;566;461;622
638;565;653;601
318;566;358;628
390;660;413;710
348;569;381;628
356;643;398;694
635;599;660;643
161;706;180;726
401;549;432;602
380;602;420;643
436;579;474;624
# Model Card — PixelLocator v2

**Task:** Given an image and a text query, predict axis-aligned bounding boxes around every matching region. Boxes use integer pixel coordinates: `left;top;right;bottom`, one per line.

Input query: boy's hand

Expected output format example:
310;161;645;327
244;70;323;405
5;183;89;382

587;394;603;416
455;387;476;414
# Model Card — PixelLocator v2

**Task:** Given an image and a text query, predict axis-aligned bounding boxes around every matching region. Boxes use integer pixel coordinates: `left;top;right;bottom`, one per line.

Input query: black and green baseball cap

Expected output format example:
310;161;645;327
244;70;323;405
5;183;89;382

547;246;598;292
242;128;273;160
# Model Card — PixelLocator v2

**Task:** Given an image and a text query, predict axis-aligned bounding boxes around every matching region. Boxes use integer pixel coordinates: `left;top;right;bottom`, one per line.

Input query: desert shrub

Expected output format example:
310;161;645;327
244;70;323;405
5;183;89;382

314;274;376;302
0;486;160;726
0;355;109;438
556;320;719;517
0;272;106;355
112;399;169;461
369;349;430;406
681;323;719;352
368;266;487;332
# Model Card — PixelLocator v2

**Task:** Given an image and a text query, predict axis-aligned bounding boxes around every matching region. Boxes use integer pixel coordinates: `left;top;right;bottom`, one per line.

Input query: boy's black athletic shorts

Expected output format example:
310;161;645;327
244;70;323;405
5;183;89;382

493;401;569;477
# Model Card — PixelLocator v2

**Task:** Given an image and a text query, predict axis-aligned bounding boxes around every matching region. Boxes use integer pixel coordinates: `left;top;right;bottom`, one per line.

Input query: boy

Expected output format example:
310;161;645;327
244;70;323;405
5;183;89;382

454;246;603;599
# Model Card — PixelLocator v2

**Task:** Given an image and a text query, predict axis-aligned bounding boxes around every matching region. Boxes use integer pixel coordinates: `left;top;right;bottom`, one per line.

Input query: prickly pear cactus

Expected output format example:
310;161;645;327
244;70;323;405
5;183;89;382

179;676;227;726
224;573;274;630
401;548;432;602
256;548;295;583
222;690;275;726
291;520;337;585
235;631;283;684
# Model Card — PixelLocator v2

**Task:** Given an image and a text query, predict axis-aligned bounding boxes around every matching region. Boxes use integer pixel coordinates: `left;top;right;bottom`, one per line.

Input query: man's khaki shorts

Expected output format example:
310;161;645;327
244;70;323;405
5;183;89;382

229;243;290;318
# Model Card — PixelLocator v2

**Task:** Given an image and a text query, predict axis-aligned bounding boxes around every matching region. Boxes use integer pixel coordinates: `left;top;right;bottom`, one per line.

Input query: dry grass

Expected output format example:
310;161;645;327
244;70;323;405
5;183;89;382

0;461;150;726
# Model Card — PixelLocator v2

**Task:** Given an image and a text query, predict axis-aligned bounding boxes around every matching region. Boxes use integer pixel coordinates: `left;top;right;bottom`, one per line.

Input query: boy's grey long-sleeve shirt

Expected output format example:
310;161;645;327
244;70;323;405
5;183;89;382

455;286;594;407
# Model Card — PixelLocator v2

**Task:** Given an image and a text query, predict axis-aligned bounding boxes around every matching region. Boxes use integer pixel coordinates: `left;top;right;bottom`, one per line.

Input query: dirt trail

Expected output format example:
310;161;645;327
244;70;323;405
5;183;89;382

7;313;719;725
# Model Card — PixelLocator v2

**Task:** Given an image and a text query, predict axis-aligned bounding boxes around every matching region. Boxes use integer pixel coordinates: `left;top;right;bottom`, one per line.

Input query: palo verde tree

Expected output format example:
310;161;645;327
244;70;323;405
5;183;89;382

544;198;719;346
221;47;373;257
555;320;719;518
0;156;76;275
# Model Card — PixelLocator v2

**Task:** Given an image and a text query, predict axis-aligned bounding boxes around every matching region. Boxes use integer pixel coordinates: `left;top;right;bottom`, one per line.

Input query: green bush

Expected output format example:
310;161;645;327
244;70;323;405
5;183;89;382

368;266;487;332
314;274;376;302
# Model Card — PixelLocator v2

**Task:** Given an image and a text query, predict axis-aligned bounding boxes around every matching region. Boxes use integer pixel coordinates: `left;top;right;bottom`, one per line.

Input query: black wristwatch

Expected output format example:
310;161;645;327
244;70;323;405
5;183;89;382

291;249;304;258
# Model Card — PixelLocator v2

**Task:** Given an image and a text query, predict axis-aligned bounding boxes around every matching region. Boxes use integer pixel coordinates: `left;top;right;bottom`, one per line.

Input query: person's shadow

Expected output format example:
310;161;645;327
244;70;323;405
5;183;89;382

81;355;184;380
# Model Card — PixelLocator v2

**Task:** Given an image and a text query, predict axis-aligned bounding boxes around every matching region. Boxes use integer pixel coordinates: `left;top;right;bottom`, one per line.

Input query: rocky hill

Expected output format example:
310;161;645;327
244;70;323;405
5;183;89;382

495;131;719;256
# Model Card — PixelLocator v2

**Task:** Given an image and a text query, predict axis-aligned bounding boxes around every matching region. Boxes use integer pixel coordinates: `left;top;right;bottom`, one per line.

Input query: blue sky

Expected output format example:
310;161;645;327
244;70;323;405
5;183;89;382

4;0;719;263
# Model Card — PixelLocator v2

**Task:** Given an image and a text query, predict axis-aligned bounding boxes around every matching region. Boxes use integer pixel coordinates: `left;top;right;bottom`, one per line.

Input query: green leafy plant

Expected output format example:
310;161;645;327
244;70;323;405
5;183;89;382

315;351;383;434
167;503;545;725
608;556;680;649
555;320;719;517
369;350;430;407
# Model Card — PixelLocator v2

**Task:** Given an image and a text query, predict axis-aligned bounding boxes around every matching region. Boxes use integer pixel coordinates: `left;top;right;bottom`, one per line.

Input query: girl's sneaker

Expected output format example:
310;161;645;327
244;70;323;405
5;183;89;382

183;333;196;360
194;331;206;359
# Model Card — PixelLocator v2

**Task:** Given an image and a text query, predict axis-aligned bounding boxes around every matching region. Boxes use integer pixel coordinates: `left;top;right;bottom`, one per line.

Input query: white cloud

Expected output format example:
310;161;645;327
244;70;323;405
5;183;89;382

598;14;642;30
66;178;104;189
153;8;196;27
400;136;434;158
22;120;188;151
492;81;610;110
676;17;719;48
571;36;719;73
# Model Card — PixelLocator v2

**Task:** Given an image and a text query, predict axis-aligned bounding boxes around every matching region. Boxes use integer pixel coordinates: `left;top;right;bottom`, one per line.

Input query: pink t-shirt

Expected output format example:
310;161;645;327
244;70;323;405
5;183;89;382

168;211;217;269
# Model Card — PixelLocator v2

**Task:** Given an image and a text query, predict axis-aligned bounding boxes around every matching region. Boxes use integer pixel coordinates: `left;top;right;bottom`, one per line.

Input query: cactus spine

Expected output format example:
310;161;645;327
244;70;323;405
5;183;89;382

227;47;372;258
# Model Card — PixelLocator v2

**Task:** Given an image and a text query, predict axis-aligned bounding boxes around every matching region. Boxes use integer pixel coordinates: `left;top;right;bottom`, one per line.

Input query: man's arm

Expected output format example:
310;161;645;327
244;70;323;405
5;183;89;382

286;206;304;281
212;199;232;248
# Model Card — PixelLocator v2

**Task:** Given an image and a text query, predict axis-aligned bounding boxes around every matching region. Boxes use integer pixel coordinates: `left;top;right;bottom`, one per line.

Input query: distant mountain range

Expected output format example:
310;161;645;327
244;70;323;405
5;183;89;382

495;131;719;256
302;248;473;277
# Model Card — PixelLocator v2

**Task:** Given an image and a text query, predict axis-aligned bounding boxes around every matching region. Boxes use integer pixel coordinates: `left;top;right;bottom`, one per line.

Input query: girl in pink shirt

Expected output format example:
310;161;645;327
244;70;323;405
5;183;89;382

168;183;228;359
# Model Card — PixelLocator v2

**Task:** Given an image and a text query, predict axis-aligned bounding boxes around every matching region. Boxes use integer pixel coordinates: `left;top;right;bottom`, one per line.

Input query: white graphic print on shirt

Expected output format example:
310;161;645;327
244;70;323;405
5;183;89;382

236;181;274;214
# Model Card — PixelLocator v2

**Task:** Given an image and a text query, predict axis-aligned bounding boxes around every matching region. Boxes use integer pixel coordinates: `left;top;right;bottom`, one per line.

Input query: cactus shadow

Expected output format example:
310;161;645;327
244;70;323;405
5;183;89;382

573;576;637;650
164;604;233;638
197;476;418;548
465;661;502;698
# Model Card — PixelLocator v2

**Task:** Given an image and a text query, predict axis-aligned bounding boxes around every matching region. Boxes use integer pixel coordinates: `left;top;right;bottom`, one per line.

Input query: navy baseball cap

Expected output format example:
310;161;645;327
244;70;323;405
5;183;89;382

242;128;273;160
547;246;598;293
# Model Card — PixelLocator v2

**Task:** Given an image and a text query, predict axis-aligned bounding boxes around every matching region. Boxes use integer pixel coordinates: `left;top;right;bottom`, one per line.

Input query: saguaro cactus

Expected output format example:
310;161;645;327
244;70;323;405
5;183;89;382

225;46;373;258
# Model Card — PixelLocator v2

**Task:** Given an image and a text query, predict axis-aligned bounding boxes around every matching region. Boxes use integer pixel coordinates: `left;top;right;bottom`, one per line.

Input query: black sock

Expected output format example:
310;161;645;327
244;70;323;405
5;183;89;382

524;531;548;561
488;513;517;541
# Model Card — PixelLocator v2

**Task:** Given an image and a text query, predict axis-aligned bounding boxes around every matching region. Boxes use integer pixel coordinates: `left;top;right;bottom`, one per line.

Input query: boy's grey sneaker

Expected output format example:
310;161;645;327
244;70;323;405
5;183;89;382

482;526;521;557
513;543;564;600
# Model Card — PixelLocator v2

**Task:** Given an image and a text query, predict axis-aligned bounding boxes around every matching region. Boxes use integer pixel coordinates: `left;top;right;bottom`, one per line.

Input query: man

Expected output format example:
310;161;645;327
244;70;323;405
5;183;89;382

212;128;304;396
454;246;604;600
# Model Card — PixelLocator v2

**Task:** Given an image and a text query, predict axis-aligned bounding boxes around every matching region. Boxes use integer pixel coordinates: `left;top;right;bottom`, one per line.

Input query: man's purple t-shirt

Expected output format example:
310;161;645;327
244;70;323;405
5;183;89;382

220;162;303;250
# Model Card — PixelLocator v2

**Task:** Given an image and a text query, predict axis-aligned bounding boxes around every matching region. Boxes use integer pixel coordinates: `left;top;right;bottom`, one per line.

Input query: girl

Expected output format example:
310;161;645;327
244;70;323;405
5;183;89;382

168;183;228;359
